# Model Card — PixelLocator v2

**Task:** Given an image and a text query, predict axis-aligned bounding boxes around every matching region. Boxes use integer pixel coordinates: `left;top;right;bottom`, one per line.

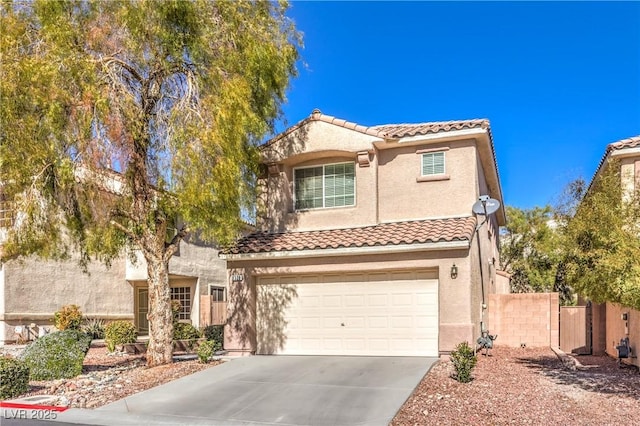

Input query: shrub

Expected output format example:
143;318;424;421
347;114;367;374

53;304;83;331
196;340;216;364
20;330;91;380
0;357;30;399
171;300;182;323
450;341;477;383
173;323;201;341
82;317;106;340
202;325;224;351
104;321;137;352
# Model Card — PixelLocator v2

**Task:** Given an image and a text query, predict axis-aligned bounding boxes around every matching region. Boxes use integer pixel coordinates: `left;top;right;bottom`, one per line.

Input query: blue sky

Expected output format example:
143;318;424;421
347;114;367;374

277;1;640;209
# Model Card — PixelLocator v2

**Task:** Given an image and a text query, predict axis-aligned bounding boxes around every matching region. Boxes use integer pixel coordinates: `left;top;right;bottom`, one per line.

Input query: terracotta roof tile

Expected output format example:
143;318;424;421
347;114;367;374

370;119;490;139
609;135;640;151
261;110;492;148
224;216;476;255
589;135;640;191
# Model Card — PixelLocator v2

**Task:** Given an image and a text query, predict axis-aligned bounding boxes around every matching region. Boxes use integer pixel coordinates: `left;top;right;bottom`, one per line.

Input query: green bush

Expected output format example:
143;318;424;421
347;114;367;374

450;341;477;383
202;325;224;350
0;357;30;399
171;300;182;323
173;323;201;341
82;317;106;340
20;330;91;380
53;304;83;331
104;321;137;352
196;340;216;364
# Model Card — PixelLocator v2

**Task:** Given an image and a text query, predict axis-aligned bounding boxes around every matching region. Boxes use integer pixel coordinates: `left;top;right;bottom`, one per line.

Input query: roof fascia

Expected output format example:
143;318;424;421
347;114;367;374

221;239;470;261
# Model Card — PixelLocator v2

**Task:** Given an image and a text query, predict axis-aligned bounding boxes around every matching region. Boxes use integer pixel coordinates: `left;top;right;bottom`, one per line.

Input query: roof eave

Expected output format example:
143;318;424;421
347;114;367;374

221;239;470;261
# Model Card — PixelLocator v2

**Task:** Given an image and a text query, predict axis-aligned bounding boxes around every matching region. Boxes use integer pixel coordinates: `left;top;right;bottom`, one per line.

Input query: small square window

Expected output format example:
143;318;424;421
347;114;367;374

422;152;445;176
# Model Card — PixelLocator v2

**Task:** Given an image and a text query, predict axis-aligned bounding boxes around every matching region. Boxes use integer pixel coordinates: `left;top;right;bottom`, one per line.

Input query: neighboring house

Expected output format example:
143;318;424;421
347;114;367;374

222;109;508;357
0;191;227;345
587;135;640;367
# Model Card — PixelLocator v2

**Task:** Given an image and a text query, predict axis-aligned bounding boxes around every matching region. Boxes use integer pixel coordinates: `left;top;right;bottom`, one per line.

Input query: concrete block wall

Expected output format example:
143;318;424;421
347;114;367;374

488;293;559;348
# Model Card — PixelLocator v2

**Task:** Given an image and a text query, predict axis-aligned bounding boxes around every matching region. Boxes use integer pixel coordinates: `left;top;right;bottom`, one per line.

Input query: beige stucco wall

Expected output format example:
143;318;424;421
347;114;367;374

225;248;481;355
126;239;226;293
258;124;498;232
258;154;378;232
262;120;380;165
1;234;225;343
0;256;131;344
377;140;478;222
604;303;639;368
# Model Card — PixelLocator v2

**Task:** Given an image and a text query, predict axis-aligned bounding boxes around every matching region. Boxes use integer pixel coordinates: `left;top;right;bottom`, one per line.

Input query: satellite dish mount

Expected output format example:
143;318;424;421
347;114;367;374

472;195;500;217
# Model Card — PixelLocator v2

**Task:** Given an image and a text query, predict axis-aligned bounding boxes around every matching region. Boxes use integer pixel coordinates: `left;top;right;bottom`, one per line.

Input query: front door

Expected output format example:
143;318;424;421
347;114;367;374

136;287;149;335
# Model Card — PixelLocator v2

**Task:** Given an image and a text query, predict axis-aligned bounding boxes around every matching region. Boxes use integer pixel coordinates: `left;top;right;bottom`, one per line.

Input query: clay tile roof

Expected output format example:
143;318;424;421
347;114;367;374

223;216;476;255
370;119;490;139
609;135;640;151
589;135;640;191
261;109;492;148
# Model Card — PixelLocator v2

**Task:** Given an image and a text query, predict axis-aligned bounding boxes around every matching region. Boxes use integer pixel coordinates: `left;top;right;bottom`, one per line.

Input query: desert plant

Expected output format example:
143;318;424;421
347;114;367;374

196;340;216;364
82;317;106;340
202;325;224;350
173;323;202;341
104;321;137;352
53;304;83;331
0;357;30;399
450;341;477;383
20;330;91;380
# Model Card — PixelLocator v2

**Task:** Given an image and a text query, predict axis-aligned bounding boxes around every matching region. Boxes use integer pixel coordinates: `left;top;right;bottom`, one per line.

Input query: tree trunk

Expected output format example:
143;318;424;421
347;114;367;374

145;256;174;366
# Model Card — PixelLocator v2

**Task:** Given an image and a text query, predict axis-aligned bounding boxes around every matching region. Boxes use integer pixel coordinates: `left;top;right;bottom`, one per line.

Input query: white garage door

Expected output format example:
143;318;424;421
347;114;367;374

256;270;438;356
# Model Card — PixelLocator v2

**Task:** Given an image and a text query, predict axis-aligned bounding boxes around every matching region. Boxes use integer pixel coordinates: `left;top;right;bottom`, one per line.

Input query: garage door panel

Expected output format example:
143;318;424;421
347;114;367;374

322;295;341;307
257;271;438;356
368;294;388;306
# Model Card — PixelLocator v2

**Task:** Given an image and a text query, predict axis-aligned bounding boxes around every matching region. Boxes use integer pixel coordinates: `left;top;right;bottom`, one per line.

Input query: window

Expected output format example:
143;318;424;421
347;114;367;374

0;190;14;228
422;152;445;176
210;286;226;302
294;162;355;210
170;287;191;321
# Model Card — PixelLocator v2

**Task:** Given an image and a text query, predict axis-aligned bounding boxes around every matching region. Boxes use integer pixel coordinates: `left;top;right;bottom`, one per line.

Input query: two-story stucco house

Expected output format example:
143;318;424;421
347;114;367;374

588;135;640;367
0;198;228;345
222;110;508;357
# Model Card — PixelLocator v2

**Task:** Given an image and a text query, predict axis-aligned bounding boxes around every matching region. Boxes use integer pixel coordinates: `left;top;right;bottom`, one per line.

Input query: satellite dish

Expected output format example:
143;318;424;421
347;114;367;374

472;196;500;216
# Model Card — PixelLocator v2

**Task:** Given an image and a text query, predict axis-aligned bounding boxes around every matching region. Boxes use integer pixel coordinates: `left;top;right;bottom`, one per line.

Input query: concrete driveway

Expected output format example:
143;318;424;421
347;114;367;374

58;355;436;426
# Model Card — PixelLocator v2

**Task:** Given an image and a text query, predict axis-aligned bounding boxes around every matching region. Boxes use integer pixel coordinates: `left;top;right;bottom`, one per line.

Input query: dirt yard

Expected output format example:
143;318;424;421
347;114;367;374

392;346;639;426
2;345;221;408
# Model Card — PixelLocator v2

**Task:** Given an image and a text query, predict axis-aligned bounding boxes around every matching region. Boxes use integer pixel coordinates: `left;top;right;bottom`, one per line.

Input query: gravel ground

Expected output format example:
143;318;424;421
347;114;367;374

1;345;221;408
3;344;638;423
392;346;639;426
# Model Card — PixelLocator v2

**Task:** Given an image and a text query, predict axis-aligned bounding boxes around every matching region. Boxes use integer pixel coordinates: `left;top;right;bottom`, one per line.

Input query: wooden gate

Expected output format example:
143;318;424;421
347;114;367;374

560;305;592;354
200;296;228;327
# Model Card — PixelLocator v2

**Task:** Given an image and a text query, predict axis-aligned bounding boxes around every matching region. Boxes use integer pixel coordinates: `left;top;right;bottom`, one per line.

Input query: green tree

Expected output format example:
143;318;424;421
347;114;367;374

561;162;640;310
500;205;564;296
1;0;300;366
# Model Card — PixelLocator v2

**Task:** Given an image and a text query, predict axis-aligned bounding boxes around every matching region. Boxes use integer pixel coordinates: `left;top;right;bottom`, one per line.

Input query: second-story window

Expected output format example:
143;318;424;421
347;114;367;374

421;152;445;176
294;162;355;210
0;190;14;228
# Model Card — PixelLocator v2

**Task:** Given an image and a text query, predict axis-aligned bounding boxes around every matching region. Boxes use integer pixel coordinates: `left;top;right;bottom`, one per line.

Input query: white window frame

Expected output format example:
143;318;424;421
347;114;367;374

421;151;446;176
293;161;356;211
